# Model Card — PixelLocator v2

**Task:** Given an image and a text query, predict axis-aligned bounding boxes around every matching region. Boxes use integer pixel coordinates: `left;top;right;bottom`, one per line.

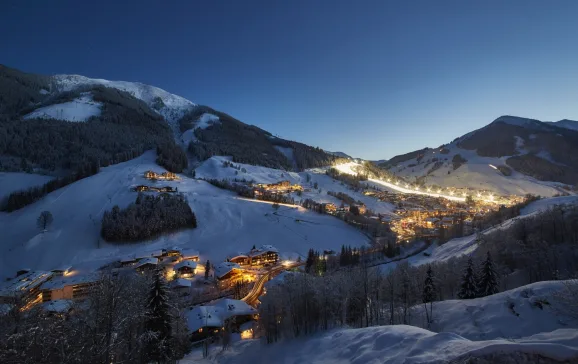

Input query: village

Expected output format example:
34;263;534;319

0;170;525;346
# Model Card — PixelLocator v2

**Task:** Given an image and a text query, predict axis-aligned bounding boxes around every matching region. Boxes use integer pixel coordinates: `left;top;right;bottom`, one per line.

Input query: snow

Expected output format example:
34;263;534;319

186;298;257;332
197;113;220;129
23;93;101;122
40;299;73;313
0;172;53;201
547;119;578;131
520;195;578;216
174;260;198;271
0;151;369;280
274;146;297;169
201;325;578;364
54;74;196;130
385;139;564;197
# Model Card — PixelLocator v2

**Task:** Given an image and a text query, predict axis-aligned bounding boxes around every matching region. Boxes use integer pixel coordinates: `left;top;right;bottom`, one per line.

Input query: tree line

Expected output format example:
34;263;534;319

101;193;197;242
259;203;578;344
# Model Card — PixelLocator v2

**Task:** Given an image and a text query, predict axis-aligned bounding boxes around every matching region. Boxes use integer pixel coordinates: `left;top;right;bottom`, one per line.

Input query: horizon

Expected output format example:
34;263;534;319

2;0;578;159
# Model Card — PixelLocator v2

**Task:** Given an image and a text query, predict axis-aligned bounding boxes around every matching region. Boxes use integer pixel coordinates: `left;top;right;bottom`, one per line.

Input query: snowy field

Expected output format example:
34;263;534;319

0;172;54;201
0;152;368;280
23;93;101;122
189;326;578;364
185;280;578;364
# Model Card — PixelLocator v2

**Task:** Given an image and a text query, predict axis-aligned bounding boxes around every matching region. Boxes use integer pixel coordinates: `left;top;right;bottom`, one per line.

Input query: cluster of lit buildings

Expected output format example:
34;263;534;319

132;185;177;193
253;180;303;195
144;170;179;180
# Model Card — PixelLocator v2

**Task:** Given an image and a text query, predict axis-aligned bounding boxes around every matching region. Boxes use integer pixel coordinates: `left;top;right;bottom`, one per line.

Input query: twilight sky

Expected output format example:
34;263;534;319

2;0;578;160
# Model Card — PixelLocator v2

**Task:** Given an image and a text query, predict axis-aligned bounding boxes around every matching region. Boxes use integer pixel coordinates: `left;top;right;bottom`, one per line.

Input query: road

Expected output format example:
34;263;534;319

242;262;302;306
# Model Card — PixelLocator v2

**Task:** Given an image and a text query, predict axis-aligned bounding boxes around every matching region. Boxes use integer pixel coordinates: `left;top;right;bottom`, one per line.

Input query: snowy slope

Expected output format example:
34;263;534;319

193;325;578;364
23;93;101;122
54;74;196;127
0;152;369;280
521;195;578;215
196;156;396;215
0;172;54;201
387;142;562;197
547;119;578;131
181;113;221;145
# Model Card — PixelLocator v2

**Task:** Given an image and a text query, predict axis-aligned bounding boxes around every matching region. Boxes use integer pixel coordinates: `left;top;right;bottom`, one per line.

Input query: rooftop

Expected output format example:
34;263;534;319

0;271;53;296
174;260;198;270
40;273;100;291
214;262;242;279
136;257;159;268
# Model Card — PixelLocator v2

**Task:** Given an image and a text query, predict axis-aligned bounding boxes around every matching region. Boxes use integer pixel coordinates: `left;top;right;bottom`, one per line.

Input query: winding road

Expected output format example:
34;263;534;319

242;262;303;306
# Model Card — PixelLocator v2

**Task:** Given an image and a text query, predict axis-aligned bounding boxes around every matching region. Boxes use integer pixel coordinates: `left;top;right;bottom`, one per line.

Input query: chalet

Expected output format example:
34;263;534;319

144;171;179;180
322;203;337;214
229;245;279;267
214;262;243;281
255;180;303;194
163;247;182;258
186;298;257;342
171;278;192;295
134;185;149;192
135;257;159;273
0;271;53;308
40;273;99;302
120;255;138;267
181;249;200;262
173;260;197;277
441;216;454;228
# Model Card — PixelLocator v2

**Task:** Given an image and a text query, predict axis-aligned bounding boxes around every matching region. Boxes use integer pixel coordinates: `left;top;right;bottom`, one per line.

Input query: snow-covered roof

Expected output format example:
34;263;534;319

186;298;257;332
171;278;192;288
213;262;242;279
51;266;72;273
120;255;137;263
186;306;223;332
258;245;278;253
135;257;158;268
181;249;200;259
0;271;53;296
174;260;198;271
40;273;99;291
216;298;257;317
41;299;73;313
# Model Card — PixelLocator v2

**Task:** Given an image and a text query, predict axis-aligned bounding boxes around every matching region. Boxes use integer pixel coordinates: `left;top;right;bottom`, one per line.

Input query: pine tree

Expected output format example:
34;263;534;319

422;265;435;325
145;268;173;362
204;260;211;280
458;257;478;299
477;251;499;297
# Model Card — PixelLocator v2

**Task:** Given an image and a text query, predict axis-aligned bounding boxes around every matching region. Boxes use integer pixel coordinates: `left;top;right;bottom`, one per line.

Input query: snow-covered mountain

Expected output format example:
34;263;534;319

54;74;196;127
379;115;578;196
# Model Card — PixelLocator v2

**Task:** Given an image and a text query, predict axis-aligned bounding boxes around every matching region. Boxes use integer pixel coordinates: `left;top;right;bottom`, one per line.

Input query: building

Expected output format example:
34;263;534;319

170;278;192;295
0;271;53;308
135;257;159;273
40;273;100;302
174;260;197;277
322;203;337;214
51;266;72;276
144;171;179;180
40;299;74;316
254;180;303;194
229;245;279;267
214;262;243;282
186;298;258;341
163;247;182;258
181;249;200;262
425;217;440;228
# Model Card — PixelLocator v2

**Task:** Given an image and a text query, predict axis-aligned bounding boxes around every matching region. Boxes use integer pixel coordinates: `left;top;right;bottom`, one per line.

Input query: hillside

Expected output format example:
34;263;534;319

0;151;369;281
379;115;578;196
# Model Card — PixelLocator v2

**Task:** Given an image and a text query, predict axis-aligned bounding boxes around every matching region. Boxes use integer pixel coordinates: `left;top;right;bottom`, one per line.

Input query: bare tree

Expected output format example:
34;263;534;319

37;210;53;232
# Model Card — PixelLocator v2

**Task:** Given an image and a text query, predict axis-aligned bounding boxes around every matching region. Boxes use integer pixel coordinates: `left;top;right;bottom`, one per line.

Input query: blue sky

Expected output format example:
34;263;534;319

2;0;577;160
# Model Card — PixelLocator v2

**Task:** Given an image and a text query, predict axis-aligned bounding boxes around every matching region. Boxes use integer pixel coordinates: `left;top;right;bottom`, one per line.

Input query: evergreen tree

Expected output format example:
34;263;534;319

422;266;435;325
477;251;499;297
204;260;211;280
458;257;478;299
145;268;173;362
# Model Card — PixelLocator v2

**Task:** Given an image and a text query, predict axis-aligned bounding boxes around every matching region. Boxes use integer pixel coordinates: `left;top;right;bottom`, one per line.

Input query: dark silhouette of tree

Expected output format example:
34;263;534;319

458;257;478;299
477;252;499;297
422;266;435;325
37;210;53;231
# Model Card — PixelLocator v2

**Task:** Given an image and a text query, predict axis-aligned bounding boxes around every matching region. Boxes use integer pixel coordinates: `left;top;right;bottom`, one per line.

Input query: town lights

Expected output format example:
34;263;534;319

437;190;442;194
477;193;481;198
427;188;431;192
449;191;455;196
387;178;391;182
462;192;467;197
405;184;409;188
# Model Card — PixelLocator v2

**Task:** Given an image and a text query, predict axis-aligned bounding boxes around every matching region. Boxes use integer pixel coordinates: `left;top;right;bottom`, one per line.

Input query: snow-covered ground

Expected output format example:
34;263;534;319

54;74;196;127
181;113;220;145
0;152;369;280
196;156;396;215
521;195;578;216
191;327;578;364
23;93;101;122
185;280;578;364
0;172;54;201
385;141;564;197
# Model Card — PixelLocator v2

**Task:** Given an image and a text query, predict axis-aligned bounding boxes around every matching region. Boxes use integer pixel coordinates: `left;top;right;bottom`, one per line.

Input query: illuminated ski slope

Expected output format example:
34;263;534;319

333;162;467;202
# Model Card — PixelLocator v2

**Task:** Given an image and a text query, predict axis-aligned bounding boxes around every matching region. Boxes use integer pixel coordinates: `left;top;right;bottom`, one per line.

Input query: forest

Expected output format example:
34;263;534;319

183;106;344;170
101;193;197;242
259;203;578;344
